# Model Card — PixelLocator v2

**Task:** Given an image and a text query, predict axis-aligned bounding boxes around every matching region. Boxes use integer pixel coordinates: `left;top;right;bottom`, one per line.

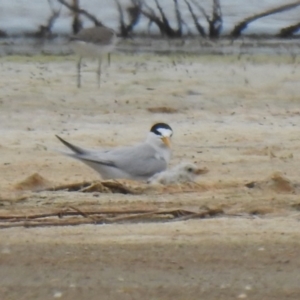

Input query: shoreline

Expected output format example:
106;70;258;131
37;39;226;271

0;36;300;56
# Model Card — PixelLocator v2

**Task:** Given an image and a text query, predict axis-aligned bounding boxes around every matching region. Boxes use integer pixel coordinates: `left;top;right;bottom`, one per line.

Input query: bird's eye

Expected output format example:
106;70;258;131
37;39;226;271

187;168;193;172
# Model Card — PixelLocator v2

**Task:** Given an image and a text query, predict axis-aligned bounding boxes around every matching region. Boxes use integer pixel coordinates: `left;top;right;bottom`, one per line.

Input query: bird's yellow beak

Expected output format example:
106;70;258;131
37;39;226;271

161;136;171;148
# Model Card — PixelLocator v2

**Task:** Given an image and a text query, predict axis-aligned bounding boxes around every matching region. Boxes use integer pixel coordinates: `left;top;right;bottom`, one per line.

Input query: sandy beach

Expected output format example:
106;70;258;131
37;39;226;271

1;52;300;299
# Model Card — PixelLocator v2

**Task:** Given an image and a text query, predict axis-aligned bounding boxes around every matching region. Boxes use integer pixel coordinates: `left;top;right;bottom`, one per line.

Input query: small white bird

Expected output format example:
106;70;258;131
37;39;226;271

55;123;173;181
147;162;208;185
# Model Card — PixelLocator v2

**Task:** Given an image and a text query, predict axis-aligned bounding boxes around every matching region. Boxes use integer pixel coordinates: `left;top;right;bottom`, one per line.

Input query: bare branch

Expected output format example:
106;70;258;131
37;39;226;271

115;0;141;37
71;0;83;34
173;0;182;36
184;0;206;37
190;0;222;38
278;21;300;38
127;0;141;30
231;1;300;38
139;0;179;37
56;0;104;27
35;0;62;37
191;0;210;23
210;0;222;38
154;0;178;37
115;0;126;36
140;2;168;35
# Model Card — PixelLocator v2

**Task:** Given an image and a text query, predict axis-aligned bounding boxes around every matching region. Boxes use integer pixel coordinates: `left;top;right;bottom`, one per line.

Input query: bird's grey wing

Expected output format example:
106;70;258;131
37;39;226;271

73;143;167;178
56;136;167;178
108;143;168;178
71;27;114;45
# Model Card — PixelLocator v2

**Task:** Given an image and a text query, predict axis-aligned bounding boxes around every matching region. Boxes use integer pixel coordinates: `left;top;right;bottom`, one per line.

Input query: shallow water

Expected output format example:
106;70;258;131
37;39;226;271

1;0;300;35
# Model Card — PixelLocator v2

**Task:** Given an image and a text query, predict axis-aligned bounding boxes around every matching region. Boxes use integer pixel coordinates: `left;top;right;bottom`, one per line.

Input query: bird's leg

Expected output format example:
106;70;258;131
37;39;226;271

77;56;82;88
108;53;111;67
97;56;102;88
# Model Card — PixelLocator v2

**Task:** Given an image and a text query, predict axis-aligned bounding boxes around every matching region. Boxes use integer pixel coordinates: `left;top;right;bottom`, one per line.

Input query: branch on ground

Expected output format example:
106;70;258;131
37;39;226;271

0;207;224;228
231;1;300;38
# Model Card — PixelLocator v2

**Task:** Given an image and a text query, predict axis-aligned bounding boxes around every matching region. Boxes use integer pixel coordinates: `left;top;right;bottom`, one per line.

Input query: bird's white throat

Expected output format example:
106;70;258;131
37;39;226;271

156;128;173;137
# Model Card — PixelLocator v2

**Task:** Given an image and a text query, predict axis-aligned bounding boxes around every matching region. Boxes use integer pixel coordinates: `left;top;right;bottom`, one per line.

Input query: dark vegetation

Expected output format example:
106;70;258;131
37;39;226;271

1;0;300;39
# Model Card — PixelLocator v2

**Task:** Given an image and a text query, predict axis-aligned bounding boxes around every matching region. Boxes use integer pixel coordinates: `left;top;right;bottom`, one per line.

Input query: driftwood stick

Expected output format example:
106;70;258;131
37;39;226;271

0;205;224;229
44;181;92;191
100;210;160;223
170;208;223;222
0;208;159;221
231;1;300;37
0;219;94;229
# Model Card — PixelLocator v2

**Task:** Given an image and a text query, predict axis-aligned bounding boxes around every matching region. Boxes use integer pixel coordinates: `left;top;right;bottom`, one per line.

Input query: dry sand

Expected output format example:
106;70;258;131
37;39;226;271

1;53;300;299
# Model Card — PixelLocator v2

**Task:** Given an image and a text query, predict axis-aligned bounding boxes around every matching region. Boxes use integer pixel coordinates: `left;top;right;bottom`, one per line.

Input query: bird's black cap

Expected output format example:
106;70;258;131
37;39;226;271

150;123;173;136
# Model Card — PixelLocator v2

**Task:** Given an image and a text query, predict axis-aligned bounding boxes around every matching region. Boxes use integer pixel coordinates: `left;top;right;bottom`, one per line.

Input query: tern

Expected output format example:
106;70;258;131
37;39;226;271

56;123;173;181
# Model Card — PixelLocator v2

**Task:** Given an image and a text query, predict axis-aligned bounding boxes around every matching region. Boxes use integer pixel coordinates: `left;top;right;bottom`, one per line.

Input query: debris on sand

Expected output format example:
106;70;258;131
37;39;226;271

147;106;179;113
0;206;224;229
245;172;296;194
44;180;143;195
269;172;295;193
14;173;52;191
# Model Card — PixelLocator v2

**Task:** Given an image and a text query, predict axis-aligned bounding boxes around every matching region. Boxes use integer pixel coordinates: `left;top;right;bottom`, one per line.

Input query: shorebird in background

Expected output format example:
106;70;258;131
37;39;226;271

70;26;118;88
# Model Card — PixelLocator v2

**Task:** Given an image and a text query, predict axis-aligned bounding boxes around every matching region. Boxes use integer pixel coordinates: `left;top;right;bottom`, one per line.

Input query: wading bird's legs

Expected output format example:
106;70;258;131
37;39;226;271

108;53;111;67
77;56;82;88
97;56;102;88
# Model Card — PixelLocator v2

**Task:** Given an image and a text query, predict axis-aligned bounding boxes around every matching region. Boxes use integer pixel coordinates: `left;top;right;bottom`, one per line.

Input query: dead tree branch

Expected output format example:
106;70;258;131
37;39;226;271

71;0;83;34
115;0;141;37
140;0;180;37
184;0;206;37
190;0;222;38
173;0;182;36
35;0;62;37
127;0;142;31
231;1;300;38
154;0;179;37
210;0;222;38
115;0;126;36
56;0;104;27
140;1;160;35
278;21;300;37
191;0;210;24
